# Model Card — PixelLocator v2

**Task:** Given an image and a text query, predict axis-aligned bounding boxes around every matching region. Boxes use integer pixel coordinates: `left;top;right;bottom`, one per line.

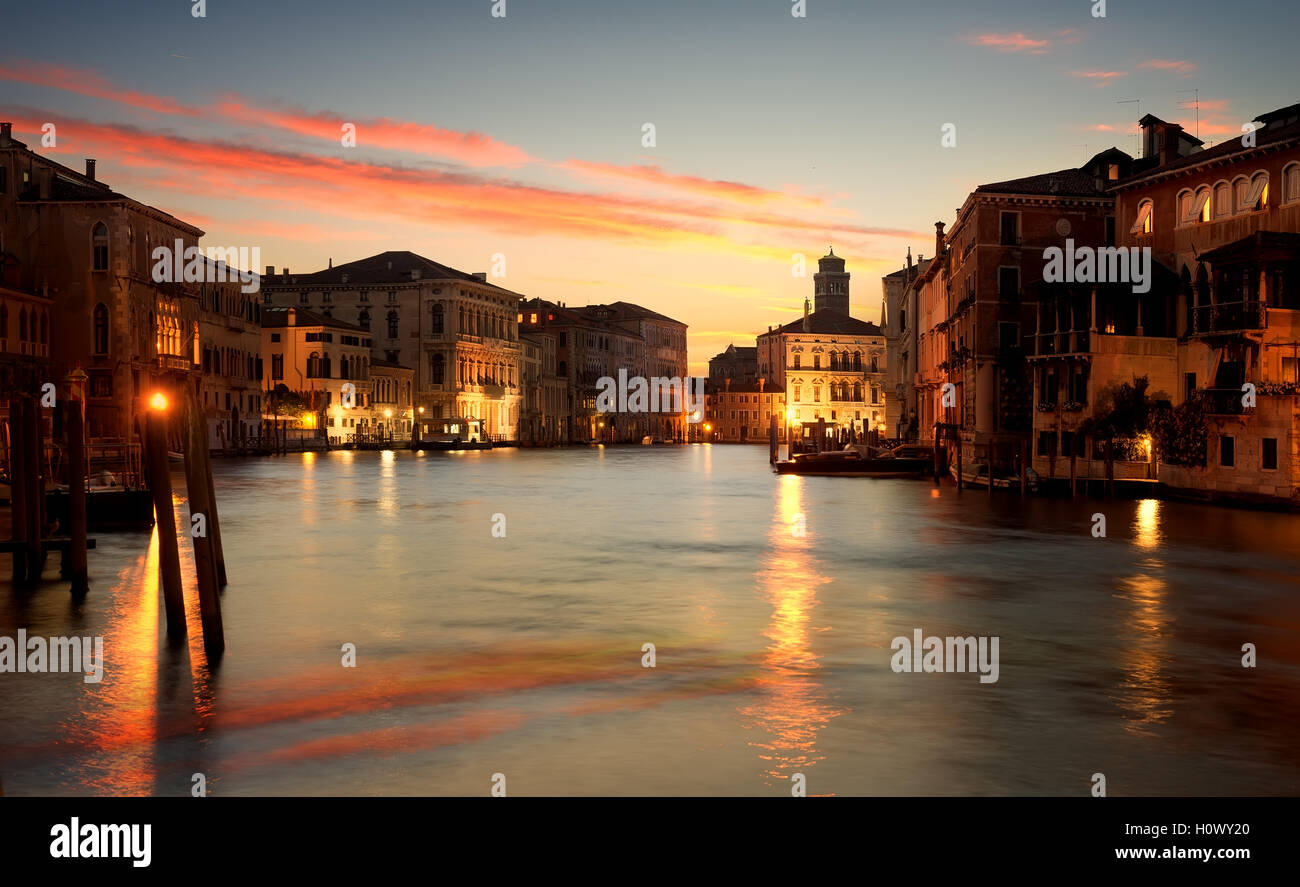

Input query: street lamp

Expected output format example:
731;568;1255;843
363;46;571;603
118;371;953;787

149;392;168;411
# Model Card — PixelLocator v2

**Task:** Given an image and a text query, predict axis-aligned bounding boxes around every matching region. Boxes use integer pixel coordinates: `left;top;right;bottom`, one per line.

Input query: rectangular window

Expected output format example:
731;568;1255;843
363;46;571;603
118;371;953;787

270;332;281;343
998;267;1020;300
999;212;1019;245
1220;434;1235;468
0;165;6;194
271;354;283;380
1185;372;1197;402
1105;216;1116;247
1262;438;1278;470
998;321;1019;351
1283;358;1298;384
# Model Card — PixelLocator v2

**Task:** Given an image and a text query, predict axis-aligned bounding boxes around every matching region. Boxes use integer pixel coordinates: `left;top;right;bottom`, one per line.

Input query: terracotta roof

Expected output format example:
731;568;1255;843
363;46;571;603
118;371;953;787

261;306;368;333
976;167;1111;198
1116;105;1300;186
759;310;882;337
269;250;519;294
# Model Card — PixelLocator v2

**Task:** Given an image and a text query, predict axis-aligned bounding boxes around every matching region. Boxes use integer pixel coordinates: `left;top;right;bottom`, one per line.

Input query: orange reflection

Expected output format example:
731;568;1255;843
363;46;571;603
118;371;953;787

1112;569;1173;734
740;474;844;789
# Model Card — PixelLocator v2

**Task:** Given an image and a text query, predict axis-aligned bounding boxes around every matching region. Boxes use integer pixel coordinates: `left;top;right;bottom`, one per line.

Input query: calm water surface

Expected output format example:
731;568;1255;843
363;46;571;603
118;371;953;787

2;445;1299;796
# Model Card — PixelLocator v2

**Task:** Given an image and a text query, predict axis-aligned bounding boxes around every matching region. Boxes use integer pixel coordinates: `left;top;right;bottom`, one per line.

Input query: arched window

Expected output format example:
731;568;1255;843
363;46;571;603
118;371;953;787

1213;181;1232;218
1247;172;1269;211
358;309;370;331
40;310;47;344
387;310;399;339
18;307;27;342
321;353;332;379
339;356;350;379
431;302;444;334
1183;187;1211;224
432;353;445;385
852;352;862;371
1131;198;1154;235
1285;163;1300;206
870;354;878;373
307;351;321;378
92;222;109;271
1176;189;1193;225
853;382;863;402
1232;176;1250;214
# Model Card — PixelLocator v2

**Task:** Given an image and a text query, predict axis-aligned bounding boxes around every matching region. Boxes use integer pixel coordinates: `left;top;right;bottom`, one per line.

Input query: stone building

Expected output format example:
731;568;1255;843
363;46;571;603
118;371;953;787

197;263;263;450
517;298;688;442
881;249;929;440
261;251;523;441
940;148;1132;471
704;378;785;442
1;122;208;443
707;343;758;391
1101;103;1300;504
757;249;886;439
262;307;375;443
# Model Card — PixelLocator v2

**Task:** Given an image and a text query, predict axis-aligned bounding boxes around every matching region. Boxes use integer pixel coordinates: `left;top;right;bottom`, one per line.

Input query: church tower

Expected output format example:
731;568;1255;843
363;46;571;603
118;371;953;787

813;247;850;315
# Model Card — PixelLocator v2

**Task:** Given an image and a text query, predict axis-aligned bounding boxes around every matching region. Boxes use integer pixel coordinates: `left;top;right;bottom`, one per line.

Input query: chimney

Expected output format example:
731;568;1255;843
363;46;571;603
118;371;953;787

266;265;275;277
758;377;765;393
472;272;487;282
802;297;811;332
0;122;11;145
725;377;731;392
85;159;96;181
934;221;945;258
328;258;333;269
283;268;289;280
906;246;913;271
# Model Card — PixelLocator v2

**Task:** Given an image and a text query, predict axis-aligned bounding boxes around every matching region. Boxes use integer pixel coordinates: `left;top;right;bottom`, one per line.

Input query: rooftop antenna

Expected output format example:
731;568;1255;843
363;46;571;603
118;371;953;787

1116;99;1141;156
1177;88;1200;140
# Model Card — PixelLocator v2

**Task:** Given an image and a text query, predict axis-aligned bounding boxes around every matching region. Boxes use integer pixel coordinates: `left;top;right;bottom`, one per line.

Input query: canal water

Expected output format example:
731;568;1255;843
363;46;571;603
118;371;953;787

2;445;1298;796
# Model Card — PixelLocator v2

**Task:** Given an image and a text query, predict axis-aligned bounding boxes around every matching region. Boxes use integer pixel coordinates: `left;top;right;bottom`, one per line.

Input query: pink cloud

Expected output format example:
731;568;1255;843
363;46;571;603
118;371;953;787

1139;59;1197;76
967;33;1051;54
1071;70;1128;84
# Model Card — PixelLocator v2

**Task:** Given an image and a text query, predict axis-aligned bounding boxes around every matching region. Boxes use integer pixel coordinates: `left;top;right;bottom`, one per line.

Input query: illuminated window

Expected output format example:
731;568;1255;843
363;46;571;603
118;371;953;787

1131;199;1153;235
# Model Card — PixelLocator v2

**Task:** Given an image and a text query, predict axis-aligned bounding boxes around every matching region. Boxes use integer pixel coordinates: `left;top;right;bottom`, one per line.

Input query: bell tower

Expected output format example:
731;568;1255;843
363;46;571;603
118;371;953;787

813;247;849;315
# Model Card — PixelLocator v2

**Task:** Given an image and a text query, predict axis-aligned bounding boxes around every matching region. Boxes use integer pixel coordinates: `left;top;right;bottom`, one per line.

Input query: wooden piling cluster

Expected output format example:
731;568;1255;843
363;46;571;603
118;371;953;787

142;392;226;658
5;390;94;592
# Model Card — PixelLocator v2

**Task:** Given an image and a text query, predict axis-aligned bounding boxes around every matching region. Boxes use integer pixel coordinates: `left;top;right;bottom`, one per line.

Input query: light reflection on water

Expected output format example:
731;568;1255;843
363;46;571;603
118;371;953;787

2;446;1299;796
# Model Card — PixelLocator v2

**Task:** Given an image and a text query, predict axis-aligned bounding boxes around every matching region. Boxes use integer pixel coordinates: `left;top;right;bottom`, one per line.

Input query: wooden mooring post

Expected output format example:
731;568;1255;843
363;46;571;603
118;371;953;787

9;399;28;585
23;396;44;581
182;392;224;657
145;407;186;638
63;393;89;595
768;414;778;464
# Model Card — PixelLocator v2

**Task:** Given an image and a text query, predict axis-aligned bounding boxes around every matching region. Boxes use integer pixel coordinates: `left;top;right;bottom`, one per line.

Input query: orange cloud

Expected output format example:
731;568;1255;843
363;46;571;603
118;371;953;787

0;60;199;115
1087;123;1117;131
968;33;1050;53
214;98;533;167
7;113;898;263
561;158;826;208
1071;70;1128;84
1139;59;1197;76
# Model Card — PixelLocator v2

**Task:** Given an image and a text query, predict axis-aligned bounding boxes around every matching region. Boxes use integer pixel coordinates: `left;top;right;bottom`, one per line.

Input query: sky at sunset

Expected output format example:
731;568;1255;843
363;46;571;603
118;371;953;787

3;0;1297;372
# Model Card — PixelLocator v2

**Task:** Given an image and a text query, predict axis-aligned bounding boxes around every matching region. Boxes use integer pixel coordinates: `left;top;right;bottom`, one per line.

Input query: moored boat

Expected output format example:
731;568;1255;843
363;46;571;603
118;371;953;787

774;443;933;477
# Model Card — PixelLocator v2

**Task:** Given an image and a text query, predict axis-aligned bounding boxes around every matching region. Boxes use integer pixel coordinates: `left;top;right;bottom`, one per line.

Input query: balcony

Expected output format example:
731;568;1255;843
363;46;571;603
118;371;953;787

157;354;195;372
1202;388;1251;416
1030;330;1090;357
1190;300;1263;337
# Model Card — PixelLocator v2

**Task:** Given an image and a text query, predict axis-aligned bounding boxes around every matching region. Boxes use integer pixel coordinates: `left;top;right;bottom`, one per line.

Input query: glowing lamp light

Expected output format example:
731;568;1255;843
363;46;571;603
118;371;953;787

149;392;168;411
704;423;712;433
384;409;393;419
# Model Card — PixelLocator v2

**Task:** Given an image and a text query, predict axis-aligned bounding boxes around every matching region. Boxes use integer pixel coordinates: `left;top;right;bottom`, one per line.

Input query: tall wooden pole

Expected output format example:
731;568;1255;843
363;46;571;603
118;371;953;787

956;432;963;491
23;397;43;581
1019;440;1027;498
183;393;224;657
145;409;186;638
9;399;27;585
194;407;227;587
65;397;89;595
